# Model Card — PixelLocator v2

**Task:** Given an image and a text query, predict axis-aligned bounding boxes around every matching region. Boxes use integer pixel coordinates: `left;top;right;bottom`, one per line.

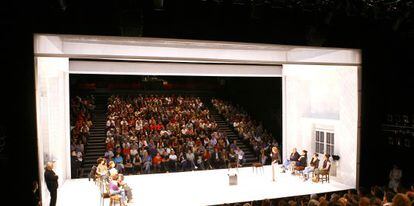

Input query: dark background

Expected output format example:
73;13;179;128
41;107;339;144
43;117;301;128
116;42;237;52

1;0;414;204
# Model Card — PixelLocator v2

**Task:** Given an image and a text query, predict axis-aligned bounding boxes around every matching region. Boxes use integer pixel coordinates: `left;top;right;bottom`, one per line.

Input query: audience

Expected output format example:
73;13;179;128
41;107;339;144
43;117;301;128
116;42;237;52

70;95;95;178
212;98;279;163
101;95;254;175
213;186;414;206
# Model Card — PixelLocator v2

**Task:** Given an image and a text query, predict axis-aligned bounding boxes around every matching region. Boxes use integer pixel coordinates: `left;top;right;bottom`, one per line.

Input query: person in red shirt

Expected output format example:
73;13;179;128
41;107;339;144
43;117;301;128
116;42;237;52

106;141;114;151
122;146;131;157
152;152;163;172
203;149;212;169
150;124;157;131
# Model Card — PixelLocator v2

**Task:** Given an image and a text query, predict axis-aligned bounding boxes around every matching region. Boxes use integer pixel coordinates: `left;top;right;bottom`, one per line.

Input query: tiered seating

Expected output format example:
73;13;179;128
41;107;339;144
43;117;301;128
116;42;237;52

211;98;278;164
70;95;95;178
103;94;246;174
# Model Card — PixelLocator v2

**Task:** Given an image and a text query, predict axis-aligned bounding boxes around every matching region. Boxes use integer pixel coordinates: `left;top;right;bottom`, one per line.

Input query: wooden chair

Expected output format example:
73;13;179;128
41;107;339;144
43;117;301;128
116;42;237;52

109;195;122;206
319;169;330;183
99;179;110;206
293;166;305;176
318;164;331;183
252;162;264;174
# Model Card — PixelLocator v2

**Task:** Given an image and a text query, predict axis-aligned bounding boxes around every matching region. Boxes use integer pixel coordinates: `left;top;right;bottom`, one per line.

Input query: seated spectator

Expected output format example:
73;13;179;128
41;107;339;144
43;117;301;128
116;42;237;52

168;150;178;172
104;148;115;161
132;154;142;174
152;152;163;172
282;148;300;171
96;158;108;180
108;174;127;206
117;174;133;203
235;147;245;167
314;154;331;181
303;153;320;181
124;154;133;174
108;161;118;177
114;153;124;173
292;150;308;174
392;193;411;206
161;151;170;172
185;149;197;170
308;194;319;206
142;150;152;174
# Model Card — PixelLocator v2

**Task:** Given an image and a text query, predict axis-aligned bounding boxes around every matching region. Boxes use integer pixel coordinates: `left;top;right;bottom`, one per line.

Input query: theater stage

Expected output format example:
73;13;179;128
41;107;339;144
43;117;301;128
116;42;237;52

56;165;352;206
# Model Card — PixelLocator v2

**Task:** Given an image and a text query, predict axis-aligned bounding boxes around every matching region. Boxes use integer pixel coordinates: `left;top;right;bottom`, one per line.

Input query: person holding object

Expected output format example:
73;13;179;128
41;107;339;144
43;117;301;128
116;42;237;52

44;161;58;206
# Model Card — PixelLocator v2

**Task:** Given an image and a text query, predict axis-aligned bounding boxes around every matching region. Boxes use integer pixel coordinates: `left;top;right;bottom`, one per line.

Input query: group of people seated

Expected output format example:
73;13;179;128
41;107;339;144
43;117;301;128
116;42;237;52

281;148;331;182
211;98;278;161
91;157;133;206
216;185;414;206
102;95;249;175
70;95;95;178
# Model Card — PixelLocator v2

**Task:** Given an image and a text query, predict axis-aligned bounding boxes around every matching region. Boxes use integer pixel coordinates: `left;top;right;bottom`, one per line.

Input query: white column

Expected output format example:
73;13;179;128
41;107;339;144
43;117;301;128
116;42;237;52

35;57;70;206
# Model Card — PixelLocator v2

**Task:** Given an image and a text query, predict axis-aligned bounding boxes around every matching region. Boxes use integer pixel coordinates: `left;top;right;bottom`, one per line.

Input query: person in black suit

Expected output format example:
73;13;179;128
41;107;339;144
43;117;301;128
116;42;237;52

44;162;58;206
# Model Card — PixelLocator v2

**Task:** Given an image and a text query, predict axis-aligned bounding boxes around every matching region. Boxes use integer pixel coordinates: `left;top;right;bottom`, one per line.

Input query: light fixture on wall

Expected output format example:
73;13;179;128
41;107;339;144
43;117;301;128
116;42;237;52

332;155;340;161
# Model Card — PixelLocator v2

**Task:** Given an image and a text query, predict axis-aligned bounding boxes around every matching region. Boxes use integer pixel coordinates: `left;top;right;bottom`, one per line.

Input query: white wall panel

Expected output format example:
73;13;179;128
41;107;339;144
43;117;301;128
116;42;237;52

282;64;358;188
69;61;282;77
36;57;70;206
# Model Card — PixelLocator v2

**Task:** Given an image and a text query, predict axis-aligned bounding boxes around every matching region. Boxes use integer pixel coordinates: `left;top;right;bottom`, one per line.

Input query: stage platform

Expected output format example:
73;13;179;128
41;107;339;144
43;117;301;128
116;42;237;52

56;165;353;206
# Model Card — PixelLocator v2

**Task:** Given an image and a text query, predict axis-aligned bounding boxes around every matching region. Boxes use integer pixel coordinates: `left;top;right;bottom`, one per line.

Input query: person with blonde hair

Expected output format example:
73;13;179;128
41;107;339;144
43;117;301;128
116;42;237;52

108;161;118;177
44;161;58;206
96;158;108;181
271;146;280;182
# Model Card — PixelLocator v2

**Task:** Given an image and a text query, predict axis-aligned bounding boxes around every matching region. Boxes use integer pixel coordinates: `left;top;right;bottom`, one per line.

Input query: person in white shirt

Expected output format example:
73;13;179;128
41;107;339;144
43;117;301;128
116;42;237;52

235;147;245;167
168;150;178;172
108;161;118;177
130;146;138;157
105;149;114;160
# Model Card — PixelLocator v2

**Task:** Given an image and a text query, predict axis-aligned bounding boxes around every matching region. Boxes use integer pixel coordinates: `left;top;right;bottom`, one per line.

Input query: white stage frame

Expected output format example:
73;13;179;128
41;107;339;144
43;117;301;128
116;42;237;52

34;34;361;206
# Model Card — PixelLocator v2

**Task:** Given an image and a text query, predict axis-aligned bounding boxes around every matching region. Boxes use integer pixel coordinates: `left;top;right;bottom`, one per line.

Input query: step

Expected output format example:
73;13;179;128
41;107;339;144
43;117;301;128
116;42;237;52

82;163;96;169
83;159;99;164
87;135;106;138
88;133;105;136
84;153;104;158
85;148;106;152
88;132;106;135
88;140;105;143
83;156;101;160
89;130;106;133
85;150;105;155
85;148;105;151
86;144;105;148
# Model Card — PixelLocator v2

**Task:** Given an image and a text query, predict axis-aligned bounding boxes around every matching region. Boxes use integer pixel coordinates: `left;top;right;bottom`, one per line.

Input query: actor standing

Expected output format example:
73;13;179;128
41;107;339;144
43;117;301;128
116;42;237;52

44;161;58;206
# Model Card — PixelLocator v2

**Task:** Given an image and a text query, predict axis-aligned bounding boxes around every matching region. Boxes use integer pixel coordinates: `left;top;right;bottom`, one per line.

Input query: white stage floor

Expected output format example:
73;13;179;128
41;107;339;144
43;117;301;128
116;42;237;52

56;165;353;206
